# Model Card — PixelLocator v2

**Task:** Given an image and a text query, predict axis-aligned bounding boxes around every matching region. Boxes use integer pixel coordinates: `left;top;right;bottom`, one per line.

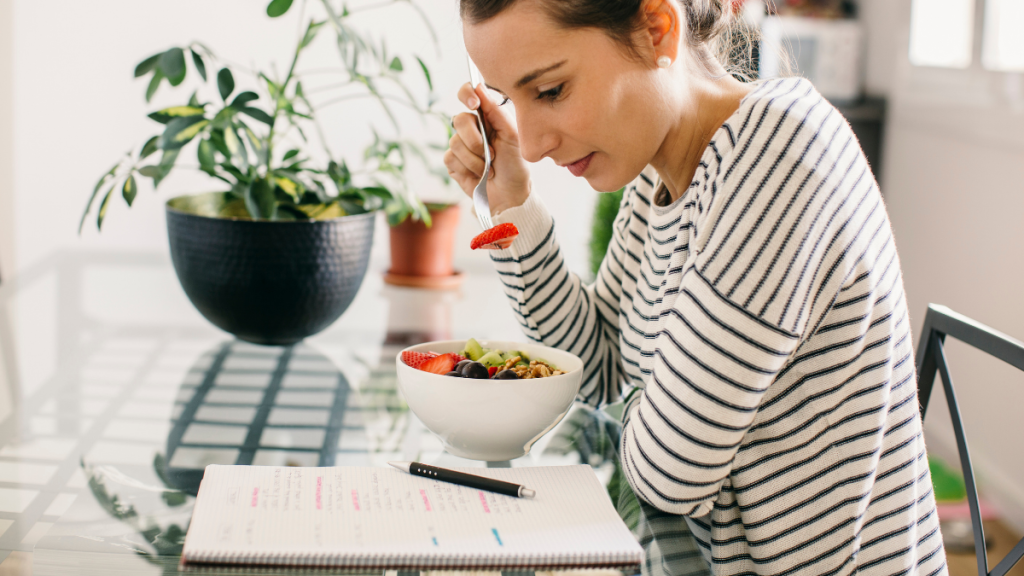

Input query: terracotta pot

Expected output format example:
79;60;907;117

386;204;461;286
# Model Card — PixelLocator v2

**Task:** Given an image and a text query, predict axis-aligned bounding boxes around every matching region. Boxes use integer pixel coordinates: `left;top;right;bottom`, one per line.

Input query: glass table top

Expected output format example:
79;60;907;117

0;252;710;576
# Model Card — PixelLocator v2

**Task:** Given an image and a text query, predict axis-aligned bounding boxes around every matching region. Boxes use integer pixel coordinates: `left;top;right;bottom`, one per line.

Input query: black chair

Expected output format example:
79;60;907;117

916;304;1024;576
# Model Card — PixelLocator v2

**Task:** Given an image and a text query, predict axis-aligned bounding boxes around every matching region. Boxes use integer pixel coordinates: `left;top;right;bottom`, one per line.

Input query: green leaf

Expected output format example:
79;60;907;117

210;129;231;157
299;20;326;50
138;165;161;178
147;105;205;125
283;149;300;161
188;91;200;107
140;136;160;159
389;56;403;72
145;70;164;103
238;107;274;126
159;48;186;86
152;148;180;188
159;116;209;150
244;178;276;220
327;160;351;187
276;203;311;221
197;139;216;173
80;163;119;234
96;182;117;230
415;55;432;91
223;126;247;170
274;176;302;201
230;91;259;108
217;68;235;101
360;186;393;201
239;123;267;165
122;175;137;206
189;49;207;81
219;162;246;181
134;53;161;78
339;198;368;216
266;0;294;17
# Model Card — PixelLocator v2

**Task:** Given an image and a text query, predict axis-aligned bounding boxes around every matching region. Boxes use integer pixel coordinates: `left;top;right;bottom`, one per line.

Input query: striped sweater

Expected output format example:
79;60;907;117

488;78;947;575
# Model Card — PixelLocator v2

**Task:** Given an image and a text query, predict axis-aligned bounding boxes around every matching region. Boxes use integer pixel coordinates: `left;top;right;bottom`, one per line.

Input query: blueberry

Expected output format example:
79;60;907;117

445;371;462;377
457;360;476;376
462;361;490;379
495;369;519;380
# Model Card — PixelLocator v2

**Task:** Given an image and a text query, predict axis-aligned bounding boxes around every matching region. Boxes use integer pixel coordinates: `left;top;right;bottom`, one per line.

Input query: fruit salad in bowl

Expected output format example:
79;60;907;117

395;339;583;461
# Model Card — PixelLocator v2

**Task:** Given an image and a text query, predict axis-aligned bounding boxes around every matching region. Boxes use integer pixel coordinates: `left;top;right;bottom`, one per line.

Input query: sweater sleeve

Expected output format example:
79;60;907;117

487;190;632;408
620;86;875;516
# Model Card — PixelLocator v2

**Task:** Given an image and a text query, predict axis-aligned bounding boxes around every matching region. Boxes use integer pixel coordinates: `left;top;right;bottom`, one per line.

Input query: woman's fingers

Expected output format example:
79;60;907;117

457;82;480;110
450;129;487;176
442;148;478;197
451;112;486;158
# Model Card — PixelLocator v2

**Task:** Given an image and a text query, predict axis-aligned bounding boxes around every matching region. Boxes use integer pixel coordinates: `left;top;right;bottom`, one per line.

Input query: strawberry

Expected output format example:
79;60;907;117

471;223;519;250
401;350;438;369
418;353;462;375
488;366;499;377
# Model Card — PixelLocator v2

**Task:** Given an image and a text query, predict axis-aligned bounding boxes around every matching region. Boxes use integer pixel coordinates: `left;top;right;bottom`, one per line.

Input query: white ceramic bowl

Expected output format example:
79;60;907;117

396;340;584;461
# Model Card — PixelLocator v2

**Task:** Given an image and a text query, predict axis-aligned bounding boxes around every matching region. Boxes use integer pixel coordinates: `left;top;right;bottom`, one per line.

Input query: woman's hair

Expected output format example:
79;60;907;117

459;0;761;82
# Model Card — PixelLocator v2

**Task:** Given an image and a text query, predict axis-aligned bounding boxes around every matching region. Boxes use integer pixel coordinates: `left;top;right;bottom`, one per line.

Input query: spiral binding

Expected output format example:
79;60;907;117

182;546;641;571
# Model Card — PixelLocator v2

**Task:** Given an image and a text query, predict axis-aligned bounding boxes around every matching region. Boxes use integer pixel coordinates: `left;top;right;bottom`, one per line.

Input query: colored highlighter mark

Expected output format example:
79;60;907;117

420;489;432;511
315;477;322;510
478;491;490;513
432;537;439;547
251;487;259;507
491;528;503;546
351;489;360;511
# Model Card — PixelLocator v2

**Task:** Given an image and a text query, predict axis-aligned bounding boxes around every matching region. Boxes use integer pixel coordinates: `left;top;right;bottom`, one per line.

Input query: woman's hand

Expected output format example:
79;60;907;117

444;83;531;215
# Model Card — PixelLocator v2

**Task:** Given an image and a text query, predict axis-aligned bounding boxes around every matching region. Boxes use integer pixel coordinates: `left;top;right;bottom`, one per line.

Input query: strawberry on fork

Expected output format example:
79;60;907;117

470;223;519;250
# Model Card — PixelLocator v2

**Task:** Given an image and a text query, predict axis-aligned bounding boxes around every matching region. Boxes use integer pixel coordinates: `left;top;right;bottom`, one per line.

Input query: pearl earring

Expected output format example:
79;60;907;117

657;56;672;68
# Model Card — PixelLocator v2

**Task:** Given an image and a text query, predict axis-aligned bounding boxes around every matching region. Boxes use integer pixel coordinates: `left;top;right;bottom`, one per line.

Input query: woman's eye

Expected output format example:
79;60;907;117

497;96;511;106
537;84;564;102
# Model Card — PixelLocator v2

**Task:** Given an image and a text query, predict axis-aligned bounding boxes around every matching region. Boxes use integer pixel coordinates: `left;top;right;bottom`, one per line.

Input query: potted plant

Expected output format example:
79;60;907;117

80;0;451;344
384;195;463;289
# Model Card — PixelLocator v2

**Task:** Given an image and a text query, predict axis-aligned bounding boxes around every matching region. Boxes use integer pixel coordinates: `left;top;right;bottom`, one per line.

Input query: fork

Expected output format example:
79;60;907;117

467;56;494;231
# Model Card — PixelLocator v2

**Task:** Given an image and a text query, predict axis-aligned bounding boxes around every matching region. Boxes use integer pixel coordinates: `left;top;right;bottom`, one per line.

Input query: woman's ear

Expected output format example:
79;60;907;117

642;0;682;64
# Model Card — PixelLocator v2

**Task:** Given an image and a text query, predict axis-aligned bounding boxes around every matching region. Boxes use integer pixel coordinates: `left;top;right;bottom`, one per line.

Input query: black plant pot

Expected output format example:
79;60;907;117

166;194;376;345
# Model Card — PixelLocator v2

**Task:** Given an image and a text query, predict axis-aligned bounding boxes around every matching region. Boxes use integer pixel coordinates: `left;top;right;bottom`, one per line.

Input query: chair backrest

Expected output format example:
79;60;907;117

915;304;1024;576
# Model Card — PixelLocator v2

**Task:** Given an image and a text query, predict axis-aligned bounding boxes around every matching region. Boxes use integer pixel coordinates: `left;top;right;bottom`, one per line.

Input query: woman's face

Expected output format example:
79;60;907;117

463;0;672;192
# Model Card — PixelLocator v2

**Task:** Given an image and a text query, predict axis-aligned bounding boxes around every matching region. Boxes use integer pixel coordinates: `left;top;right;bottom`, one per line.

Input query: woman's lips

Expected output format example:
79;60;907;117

566;153;594;177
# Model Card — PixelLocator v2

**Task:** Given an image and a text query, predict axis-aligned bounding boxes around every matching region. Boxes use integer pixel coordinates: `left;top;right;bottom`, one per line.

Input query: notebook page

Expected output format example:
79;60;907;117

182;464;642;567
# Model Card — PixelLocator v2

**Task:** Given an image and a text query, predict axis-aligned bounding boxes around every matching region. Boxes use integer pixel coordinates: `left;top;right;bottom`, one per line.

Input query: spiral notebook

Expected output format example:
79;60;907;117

181;464;643;570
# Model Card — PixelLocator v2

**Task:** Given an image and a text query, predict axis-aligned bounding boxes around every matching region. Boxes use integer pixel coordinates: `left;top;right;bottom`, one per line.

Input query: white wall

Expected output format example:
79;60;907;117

9;0;597;278
1;0;13;280
859;0;1024;533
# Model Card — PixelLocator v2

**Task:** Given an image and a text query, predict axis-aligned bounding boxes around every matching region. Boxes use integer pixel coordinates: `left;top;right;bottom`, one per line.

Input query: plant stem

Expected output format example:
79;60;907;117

265;23;307;171
304;81;358;95
316;92;424;113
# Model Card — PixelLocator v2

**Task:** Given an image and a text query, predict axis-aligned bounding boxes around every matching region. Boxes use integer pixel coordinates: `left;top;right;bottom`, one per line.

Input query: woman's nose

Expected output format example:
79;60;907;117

516;113;557;164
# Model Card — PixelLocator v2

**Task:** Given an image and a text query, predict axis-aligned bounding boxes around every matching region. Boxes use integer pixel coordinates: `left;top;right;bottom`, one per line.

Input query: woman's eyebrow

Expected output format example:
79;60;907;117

486;60;568;94
515;60;567;88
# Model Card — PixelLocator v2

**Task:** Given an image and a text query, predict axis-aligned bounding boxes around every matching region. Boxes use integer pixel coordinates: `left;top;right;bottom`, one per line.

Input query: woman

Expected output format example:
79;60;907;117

444;0;946;574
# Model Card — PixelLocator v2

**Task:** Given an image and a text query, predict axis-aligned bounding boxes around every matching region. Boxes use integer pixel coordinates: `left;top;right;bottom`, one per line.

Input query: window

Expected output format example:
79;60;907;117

982;0;1024;71
909;0;1024;70
908;0;975;68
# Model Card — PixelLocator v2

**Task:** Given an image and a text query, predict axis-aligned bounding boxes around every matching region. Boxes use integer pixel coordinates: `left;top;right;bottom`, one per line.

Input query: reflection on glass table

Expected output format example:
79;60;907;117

0;254;710;576
23;338;707;576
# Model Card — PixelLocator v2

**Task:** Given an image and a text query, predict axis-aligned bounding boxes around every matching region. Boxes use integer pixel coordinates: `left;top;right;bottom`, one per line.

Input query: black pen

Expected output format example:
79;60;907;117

388;461;536;498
